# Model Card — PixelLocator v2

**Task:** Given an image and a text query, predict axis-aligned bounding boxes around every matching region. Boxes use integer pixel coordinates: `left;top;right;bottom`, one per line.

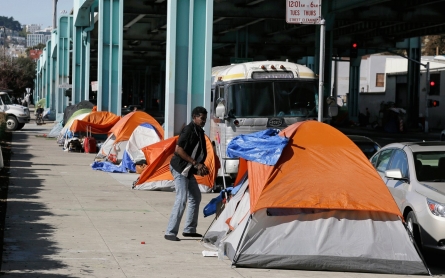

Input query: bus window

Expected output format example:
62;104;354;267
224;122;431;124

228;82;274;117
275;81;317;117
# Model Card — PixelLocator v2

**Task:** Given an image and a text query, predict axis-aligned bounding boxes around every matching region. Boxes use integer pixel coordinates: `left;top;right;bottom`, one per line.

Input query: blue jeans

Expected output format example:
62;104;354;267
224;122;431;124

165;165;202;236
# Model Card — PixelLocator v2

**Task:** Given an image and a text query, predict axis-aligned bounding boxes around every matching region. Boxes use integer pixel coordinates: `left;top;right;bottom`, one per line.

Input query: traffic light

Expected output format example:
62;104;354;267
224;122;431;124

427;99;440;108
429;74;440;95
350;42;358;58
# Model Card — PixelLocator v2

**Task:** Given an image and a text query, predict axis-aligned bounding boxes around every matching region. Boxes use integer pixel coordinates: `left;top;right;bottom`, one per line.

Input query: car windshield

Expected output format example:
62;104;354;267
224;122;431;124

0;94;13;105
227;80;318;118
414;152;445;182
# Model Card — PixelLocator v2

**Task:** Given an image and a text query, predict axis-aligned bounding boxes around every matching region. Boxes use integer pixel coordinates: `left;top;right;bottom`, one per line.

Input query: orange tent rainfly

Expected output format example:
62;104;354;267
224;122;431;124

109;111;164;142
70;111;121;134
133;135;219;193
248;121;401;217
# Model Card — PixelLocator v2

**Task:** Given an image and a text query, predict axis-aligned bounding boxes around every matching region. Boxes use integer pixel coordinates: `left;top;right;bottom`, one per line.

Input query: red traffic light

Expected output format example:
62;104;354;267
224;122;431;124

427;99;440;108
352;43;358;48
430;81;435;86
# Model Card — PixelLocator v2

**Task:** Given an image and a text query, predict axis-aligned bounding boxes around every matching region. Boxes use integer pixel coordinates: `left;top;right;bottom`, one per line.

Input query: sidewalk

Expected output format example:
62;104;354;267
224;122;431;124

0;122;432;277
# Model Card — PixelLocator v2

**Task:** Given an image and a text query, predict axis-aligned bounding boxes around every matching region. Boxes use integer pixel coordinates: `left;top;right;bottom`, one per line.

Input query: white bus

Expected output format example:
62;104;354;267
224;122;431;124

209;61;335;188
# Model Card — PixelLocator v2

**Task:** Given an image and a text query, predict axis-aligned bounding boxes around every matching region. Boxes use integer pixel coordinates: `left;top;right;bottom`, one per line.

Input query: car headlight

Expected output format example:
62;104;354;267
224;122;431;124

18;113;27;116
427;198;445;217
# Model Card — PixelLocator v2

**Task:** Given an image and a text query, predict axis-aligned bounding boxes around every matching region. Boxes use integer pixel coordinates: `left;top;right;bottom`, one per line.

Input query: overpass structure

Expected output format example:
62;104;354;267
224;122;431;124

34;0;445;137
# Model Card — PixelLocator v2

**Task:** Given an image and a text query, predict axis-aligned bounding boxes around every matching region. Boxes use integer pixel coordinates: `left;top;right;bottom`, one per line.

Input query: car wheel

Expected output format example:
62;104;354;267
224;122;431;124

406;211;422;249
16;123;25;130
6;116;19;131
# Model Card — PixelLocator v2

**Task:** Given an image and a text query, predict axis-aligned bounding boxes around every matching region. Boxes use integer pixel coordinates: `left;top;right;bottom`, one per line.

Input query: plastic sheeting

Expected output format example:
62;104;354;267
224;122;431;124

91;150;135;173
227;129;288;166
47;122;63;138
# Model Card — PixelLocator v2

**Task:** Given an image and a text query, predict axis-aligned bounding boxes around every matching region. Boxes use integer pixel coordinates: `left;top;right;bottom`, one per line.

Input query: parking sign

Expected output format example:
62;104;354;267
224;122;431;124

286;0;321;24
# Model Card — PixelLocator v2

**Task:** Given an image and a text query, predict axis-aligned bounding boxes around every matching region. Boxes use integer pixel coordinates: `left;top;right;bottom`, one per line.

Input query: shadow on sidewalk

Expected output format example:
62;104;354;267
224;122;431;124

0;131;77;277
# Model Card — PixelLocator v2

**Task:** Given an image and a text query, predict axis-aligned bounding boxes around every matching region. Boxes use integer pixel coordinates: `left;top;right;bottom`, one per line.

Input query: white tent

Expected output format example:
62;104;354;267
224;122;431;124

125;123;161;162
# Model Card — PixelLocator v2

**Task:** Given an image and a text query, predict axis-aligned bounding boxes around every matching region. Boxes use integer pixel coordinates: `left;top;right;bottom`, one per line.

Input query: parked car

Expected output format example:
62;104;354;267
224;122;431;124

440;129;445;141
347;135;381;159
121;105;143;115
369;141;445;253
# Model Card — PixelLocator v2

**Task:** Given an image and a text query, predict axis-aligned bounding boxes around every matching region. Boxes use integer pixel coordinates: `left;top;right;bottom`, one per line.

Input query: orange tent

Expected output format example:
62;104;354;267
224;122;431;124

110;111;164;143
70;111;121;134
246;121;402;217
133;135;220;192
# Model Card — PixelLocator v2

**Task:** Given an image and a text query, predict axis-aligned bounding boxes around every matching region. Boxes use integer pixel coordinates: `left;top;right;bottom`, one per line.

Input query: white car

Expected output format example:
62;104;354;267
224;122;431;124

370;142;445;253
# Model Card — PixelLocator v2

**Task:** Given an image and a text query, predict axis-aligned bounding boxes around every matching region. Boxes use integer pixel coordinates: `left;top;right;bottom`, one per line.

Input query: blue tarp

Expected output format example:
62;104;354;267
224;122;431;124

203;187;233;217
226;129;289;165
91;150;136;173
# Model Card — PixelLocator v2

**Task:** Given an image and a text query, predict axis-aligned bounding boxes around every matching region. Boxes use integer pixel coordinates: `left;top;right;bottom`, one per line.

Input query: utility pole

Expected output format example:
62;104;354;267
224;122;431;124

53;0;58;29
0;26;5;59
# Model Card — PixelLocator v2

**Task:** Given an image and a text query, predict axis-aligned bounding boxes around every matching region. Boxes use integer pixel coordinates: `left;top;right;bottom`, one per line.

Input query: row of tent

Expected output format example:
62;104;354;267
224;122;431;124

47;102;430;275
47;101;219;193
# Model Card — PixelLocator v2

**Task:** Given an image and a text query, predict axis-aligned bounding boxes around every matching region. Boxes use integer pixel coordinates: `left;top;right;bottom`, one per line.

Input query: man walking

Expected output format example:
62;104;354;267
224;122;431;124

165;106;209;241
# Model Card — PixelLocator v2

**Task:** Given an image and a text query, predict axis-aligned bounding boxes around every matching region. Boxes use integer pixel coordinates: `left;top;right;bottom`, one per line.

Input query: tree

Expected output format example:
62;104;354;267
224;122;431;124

422;35;445;56
18;29;29;38
0;56;36;97
0;16;22;31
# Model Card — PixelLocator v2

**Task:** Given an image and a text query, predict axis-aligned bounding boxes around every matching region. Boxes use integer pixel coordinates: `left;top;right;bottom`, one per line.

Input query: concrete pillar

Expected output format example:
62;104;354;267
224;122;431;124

164;0;213;138
55;15;73;114
73;0;98;104
97;0;123;114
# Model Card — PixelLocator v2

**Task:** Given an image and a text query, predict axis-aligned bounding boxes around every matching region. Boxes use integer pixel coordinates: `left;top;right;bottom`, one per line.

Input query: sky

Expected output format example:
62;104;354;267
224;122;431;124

0;0;73;28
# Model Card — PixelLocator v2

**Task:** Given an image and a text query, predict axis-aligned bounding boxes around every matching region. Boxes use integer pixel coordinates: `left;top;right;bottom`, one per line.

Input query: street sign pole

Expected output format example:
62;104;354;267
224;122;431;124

425;62;430;133
286;0;323;121
318;19;325;122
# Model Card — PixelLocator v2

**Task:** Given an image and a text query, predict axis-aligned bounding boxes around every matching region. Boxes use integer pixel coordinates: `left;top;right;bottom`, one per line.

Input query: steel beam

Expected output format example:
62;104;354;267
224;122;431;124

97;0;123;114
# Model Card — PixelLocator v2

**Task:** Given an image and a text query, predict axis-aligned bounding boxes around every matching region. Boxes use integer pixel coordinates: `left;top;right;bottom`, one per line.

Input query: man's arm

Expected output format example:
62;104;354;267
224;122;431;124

175;145;208;173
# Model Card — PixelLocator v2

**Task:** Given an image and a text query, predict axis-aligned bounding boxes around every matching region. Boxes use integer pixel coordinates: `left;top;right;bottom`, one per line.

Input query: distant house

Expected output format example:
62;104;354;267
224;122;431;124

27;32;51;48
29;49;43;60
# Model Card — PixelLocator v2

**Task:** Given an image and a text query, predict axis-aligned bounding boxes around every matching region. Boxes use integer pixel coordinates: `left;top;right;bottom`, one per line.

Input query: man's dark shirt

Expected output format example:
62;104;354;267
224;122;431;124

170;121;207;177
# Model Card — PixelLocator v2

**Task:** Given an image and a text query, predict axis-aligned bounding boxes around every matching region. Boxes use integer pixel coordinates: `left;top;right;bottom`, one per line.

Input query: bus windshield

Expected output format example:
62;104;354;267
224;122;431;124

0;93;13;105
227;80;318;118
